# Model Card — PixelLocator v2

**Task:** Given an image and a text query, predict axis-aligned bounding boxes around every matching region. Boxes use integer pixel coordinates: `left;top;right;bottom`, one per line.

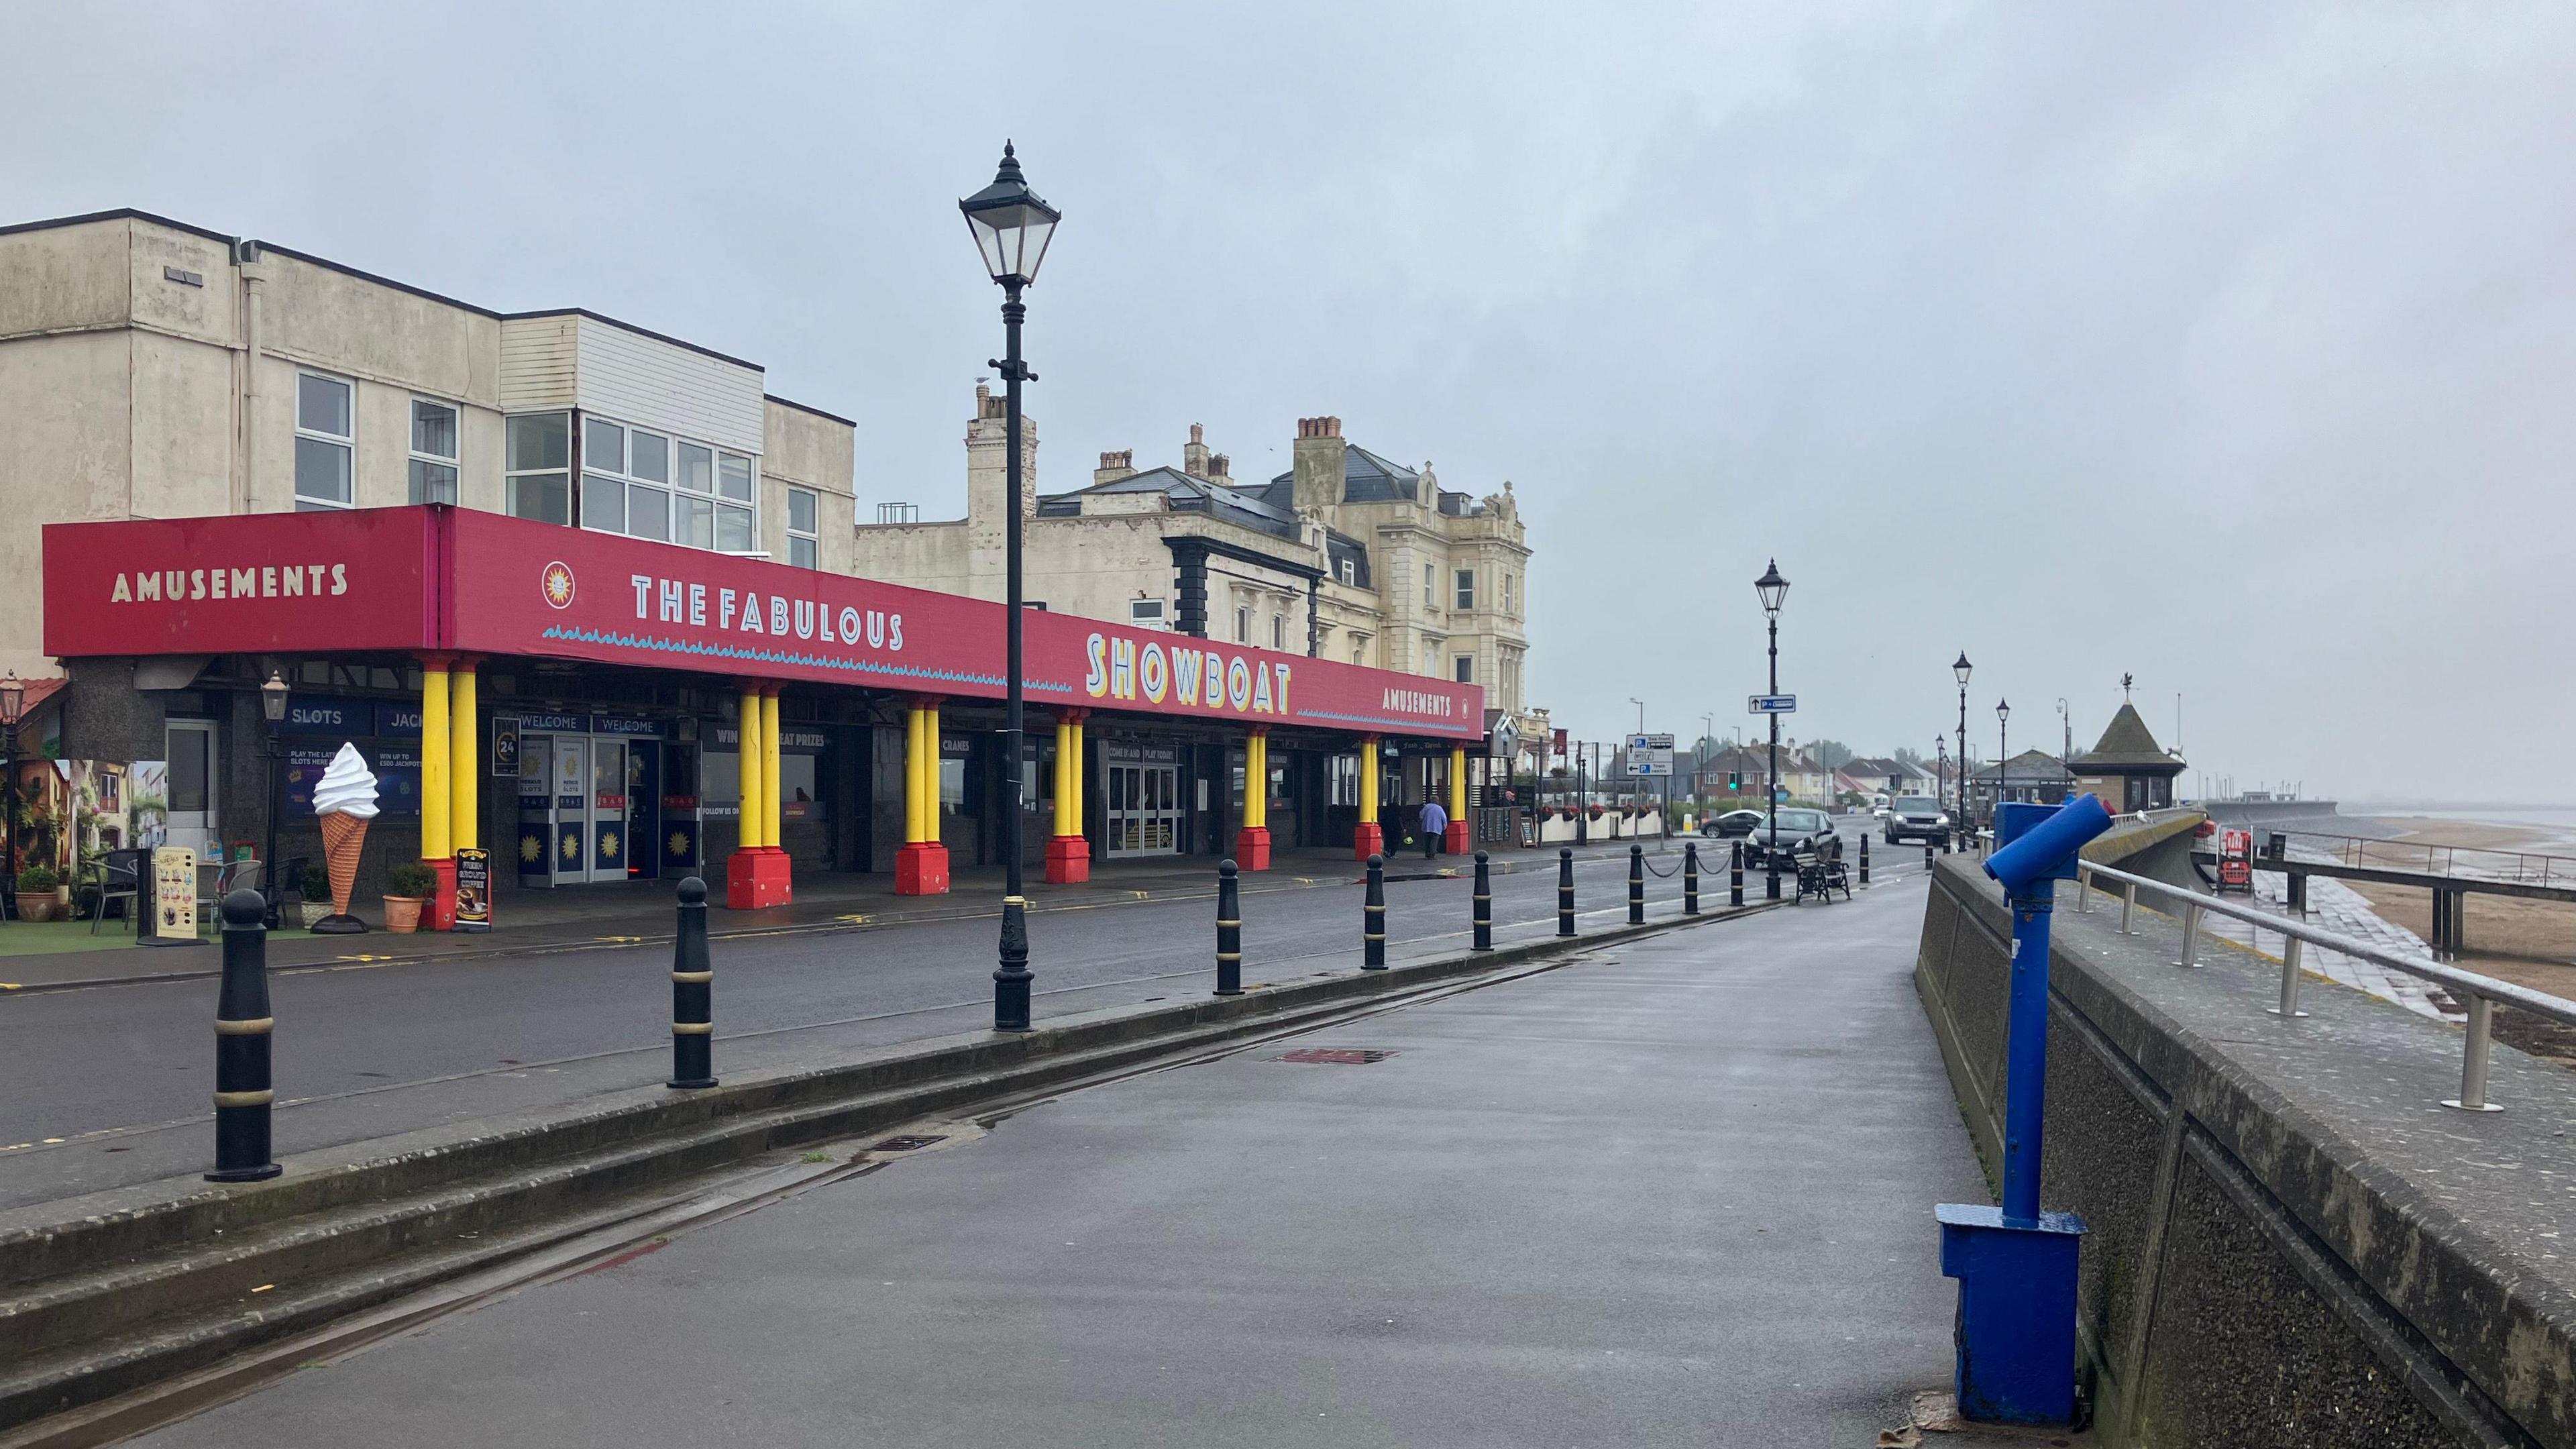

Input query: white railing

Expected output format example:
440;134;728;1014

2072;859;2576;1112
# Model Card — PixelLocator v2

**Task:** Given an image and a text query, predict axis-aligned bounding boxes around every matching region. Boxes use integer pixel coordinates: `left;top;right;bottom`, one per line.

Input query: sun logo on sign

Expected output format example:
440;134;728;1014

541;561;576;609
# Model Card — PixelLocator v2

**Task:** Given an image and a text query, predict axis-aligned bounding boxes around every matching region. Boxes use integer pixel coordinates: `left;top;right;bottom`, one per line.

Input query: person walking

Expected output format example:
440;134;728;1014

1419;796;1448;860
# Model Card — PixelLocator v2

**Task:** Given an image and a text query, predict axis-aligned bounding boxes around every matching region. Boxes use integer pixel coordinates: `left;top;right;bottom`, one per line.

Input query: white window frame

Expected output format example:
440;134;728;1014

505;412;572;524
786;486;820;569
578;414;759;555
1128;598;1167;627
408;396;460;506
294;370;355;511
1455;568;1475;610
1336;557;1356;586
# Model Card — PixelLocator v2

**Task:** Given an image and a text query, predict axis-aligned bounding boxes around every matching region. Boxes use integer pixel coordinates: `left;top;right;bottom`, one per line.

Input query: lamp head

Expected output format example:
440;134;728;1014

959;141;1061;287
1753;559;1788;616
261;669;290;724
0;671;21;728
1952;651;1972;686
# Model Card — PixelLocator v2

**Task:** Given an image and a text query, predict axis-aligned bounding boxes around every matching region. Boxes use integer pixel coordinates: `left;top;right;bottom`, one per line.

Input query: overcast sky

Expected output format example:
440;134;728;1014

9;3;2570;802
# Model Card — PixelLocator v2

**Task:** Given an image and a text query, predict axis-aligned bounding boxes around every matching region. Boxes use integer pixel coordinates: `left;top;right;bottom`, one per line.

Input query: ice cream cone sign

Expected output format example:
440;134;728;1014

310;743;380;934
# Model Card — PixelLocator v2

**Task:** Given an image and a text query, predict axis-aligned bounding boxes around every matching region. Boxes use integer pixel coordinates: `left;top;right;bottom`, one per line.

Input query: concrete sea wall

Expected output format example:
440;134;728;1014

1914;854;2576;1445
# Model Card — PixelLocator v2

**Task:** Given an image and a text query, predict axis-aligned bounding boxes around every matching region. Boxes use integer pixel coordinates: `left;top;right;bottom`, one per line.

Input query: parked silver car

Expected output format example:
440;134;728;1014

1882;796;1951;845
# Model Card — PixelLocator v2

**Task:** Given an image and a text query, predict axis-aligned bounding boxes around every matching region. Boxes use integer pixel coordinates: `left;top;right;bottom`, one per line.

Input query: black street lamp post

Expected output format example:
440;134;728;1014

1952;652;1972;839
260;670;290;929
961;142;1060;1034
0;672;23;918
1996;698;2011;818
1756;561;1788;900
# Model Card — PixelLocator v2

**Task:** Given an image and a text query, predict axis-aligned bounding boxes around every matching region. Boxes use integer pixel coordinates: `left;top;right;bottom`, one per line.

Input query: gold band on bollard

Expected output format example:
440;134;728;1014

1216;919;1240;929
672;1021;714;1035
212;1016;275;1036
669;971;713;984
212;1089;275;1108
1216;952;1242;962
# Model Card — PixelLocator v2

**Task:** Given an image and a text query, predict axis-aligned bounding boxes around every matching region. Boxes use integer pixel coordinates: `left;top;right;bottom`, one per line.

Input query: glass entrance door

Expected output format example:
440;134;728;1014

164;720;218;855
551;736;590;881
590;739;629;879
1106;761;1181;858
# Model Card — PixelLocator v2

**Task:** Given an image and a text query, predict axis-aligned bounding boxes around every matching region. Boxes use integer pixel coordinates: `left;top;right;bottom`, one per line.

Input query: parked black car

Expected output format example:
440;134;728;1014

1743;808;1844;867
1701;808;1765;839
1882;796;1951;845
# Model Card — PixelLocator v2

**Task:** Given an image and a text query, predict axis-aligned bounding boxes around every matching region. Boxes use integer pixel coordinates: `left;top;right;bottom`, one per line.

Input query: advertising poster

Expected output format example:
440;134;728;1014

453;847;491;931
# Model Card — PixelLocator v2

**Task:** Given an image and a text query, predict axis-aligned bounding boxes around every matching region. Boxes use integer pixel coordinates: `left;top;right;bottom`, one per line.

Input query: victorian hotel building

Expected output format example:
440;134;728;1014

0;211;1487;926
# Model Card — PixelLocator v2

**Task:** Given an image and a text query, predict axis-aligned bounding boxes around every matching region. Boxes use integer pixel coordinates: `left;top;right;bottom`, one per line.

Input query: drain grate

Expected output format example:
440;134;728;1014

871;1134;949;1152
1276;1048;1395;1065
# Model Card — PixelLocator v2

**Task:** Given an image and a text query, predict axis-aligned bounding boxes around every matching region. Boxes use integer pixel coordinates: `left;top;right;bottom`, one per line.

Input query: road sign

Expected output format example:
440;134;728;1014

1627;733;1674;777
1749;694;1797;714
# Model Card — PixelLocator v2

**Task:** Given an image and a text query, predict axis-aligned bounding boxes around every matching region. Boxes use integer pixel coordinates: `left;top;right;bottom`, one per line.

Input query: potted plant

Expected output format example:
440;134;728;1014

382;863;437;934
14;863;60;923
296;864;333;930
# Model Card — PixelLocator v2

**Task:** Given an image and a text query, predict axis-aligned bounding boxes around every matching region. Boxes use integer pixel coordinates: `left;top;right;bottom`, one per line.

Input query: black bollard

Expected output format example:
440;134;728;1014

1363;853;1388;969
1684;841;1700;916
1557;846;1576;936
1729;840;1745;908
1215;859;1243;995
667;877;717;1089
207;889;281;1183
1628;844;1645;924
1858;833;1870;887
1472;851;1493;951
1925;840;1935;871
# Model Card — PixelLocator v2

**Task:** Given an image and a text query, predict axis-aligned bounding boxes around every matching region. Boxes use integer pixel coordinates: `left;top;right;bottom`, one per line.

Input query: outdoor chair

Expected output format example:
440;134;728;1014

1793;851;1851;904
89;848;146;935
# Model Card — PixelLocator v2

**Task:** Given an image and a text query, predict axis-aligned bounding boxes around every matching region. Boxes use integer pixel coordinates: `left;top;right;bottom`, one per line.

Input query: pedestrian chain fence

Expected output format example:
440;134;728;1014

2070;857;2576;1114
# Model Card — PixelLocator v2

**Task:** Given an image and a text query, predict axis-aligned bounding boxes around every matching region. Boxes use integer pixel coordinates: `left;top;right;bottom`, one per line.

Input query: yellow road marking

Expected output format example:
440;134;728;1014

836;914;869;925
595;935;643;945
0;982;19;990
333;953;393;963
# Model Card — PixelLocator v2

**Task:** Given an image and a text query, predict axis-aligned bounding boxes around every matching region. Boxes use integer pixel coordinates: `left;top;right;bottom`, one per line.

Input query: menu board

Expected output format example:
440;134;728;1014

149;846;197;943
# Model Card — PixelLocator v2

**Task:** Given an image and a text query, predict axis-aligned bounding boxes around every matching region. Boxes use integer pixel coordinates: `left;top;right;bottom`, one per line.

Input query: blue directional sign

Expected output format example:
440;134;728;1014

1749;694;1798;714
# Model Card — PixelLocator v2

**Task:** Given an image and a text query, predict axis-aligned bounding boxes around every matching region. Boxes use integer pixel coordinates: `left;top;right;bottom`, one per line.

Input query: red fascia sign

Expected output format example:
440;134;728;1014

44;507;1485;742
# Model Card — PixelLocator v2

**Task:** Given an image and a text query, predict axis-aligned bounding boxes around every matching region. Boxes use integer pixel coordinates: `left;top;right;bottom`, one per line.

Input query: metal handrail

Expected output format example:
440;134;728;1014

2073;858;2576;1113
2269;827;2575;888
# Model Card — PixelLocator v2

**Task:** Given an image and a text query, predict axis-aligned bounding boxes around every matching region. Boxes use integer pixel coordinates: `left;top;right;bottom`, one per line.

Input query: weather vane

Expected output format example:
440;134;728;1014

2121;672;2133;700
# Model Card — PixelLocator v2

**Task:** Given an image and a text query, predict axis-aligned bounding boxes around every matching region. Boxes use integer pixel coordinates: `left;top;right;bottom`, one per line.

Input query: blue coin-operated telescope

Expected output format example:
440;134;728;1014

1936;793;2114;1425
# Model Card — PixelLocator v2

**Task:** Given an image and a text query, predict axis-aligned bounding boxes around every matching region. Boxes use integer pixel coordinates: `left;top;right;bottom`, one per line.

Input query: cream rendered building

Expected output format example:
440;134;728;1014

851;402;1544;763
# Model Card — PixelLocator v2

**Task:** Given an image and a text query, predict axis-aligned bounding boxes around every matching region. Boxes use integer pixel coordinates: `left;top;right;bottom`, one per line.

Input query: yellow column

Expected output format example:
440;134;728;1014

420;663;451;861
1245;731;1267;828
1359;738;1380;820
922;700;941;843
1071;715;1085;828
737;684;765;849
1450;745;1468;822
449;662;478;851
917;706;937;840
762;689;784;847
1053;715;1076;836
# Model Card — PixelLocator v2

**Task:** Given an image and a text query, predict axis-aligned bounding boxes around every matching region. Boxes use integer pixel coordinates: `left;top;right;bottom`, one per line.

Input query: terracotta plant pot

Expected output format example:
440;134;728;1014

15;893;56;924
382;896;425;934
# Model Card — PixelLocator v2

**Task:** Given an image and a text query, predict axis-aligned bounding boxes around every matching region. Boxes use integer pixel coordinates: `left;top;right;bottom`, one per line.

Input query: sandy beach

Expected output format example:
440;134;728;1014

2337;814;2576;1067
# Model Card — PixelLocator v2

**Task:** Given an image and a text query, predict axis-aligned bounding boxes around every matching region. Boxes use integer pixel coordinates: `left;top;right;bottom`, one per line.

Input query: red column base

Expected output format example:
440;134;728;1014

725;847;794;910
1353;822;1385;861
896;841;951;896
1044;835;1091;884
427;857;458;932
1444;821;1472;854
1233;826;1272;871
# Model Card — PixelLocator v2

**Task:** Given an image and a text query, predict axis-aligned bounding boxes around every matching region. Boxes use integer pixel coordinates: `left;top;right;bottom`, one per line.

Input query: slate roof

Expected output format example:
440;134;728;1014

2070;702;2182;770
1269;444;1425;504
1970;750;2075;784
1036;466;1299;542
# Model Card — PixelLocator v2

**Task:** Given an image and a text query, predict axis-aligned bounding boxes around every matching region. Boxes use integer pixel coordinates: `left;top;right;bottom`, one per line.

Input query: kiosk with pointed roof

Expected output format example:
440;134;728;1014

2068;696;2185;812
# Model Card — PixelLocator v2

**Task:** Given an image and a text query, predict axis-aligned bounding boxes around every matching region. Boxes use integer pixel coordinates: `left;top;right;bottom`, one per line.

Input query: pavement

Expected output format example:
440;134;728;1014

125;841;2004;1448
1;833;1880;1214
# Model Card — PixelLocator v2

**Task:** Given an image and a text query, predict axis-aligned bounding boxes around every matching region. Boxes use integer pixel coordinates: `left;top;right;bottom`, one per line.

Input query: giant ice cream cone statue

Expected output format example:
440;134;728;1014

310;743;379;934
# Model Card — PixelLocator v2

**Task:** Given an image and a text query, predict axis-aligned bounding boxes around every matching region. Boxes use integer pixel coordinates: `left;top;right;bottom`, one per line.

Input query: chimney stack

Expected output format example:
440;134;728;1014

1094;449;1136;486
1183;423;1212;478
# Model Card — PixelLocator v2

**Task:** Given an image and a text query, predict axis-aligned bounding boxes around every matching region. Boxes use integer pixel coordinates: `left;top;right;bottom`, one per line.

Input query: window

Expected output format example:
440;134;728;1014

294;373;354;509
1271;614;1285;651
1350;633;1370;664
1456;569;1475;610
1336;557;1356;586
787;486;819;569
1455;655;1474;683
1236;606;1250;643
408;399;458;504
1423;567;1434;608
1129;598;1167;627
1503;572;1515;614
506;413;571;524
578;417;757;553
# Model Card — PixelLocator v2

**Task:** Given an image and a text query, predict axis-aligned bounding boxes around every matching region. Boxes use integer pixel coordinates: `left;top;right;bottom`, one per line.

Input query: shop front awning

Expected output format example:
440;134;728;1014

41;506;1485;743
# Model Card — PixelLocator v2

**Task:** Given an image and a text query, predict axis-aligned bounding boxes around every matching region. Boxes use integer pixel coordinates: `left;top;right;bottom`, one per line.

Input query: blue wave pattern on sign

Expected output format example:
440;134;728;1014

535;625;1076;695
1298;707;1474;733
